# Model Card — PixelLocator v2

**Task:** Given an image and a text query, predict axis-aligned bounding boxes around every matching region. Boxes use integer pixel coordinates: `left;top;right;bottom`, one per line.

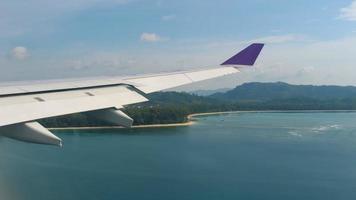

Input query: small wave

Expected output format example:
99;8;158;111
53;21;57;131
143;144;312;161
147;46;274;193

288;131;303;137
311;124;341;133
287;124;342;136
329;125;341;129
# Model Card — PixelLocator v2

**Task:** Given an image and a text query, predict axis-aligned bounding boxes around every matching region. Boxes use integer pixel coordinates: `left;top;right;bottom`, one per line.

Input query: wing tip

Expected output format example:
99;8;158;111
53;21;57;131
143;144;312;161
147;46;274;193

221;43;264;66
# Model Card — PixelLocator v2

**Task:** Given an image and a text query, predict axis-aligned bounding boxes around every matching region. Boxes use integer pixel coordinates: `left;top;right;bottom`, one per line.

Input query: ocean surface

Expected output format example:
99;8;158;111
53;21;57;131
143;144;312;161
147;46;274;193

1;112;356;200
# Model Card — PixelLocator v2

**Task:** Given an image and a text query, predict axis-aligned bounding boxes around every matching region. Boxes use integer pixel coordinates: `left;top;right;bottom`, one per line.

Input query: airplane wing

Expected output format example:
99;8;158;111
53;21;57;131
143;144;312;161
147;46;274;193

0;43;264;146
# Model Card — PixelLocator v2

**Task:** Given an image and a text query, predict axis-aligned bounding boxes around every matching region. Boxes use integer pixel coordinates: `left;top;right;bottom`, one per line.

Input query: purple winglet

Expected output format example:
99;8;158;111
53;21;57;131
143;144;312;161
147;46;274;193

221;43;264;66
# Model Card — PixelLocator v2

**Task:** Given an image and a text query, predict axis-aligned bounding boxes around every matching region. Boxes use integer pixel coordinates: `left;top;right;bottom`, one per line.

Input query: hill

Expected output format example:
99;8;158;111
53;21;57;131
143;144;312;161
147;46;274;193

190;88;231;96
210;82;356;101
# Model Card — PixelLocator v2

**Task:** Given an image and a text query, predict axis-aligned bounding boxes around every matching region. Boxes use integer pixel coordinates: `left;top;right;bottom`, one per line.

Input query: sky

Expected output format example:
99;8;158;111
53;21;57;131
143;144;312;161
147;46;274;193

1;0;356;90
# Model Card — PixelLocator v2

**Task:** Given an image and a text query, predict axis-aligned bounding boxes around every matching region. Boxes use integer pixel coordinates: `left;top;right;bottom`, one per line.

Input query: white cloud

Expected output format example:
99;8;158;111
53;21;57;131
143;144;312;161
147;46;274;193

246;34;306;44
11;46;29;60
162;14;176;21
339;1;356;21
140;32;163;42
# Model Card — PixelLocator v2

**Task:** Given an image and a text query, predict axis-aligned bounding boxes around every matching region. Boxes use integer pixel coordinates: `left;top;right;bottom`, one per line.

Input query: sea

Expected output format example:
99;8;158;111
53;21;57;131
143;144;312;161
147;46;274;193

1;111;356;200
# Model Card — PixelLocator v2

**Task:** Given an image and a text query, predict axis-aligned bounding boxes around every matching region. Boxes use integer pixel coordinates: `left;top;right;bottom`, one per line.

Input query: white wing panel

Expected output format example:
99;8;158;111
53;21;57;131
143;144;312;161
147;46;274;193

126;73;192;93
126;67;239;93
0;77;130;96
0;67;239;96
0;87;26;95
185;67;239;82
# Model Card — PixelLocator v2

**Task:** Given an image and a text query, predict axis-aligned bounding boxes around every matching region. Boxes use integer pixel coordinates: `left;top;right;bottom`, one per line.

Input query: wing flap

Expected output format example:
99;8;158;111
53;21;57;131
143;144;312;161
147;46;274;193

0;86;148;127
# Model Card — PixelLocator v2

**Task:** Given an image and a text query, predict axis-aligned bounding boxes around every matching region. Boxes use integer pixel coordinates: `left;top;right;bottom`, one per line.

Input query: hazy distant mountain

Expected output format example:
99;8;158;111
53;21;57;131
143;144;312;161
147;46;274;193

210;82;356;101
190;88;231;96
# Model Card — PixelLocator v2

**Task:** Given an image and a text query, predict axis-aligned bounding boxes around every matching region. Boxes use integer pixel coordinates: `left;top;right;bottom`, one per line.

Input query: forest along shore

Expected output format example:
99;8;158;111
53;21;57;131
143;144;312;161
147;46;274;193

48;111;240;131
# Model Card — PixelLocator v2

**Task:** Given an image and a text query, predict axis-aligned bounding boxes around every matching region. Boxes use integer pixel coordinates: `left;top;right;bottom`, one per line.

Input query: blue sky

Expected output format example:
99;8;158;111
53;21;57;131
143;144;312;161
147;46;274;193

1;0;356;89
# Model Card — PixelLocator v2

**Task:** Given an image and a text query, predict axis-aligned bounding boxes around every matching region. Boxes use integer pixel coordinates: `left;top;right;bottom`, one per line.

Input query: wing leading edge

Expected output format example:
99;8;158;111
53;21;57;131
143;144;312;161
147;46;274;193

0;43;264;146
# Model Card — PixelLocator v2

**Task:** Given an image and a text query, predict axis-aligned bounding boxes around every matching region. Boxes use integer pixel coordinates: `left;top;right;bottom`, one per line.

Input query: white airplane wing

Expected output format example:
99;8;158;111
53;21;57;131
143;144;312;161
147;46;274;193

0;43;264;146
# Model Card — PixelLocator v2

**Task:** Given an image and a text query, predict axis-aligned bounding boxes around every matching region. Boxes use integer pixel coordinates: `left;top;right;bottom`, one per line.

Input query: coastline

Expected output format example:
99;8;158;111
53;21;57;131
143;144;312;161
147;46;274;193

49;121;195;131
48;111;236;131
48;110;356;131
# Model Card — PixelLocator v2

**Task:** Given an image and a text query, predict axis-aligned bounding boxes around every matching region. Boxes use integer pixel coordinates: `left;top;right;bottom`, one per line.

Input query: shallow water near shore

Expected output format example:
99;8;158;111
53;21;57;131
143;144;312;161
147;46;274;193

1;112;356;200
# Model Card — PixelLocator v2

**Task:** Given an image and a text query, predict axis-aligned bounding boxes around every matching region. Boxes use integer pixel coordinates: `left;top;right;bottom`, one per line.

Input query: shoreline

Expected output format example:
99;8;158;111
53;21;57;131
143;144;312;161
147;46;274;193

48;111;236;131
48;110;356;131
49;121;195;131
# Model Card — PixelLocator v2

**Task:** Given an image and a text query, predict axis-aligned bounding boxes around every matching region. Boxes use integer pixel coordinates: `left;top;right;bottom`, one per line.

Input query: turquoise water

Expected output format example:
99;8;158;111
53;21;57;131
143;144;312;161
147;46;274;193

1;112;356;200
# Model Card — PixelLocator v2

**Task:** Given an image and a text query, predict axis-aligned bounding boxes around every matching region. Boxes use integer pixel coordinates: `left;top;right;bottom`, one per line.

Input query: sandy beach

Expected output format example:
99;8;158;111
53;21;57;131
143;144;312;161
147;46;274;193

48;121;195;131
48;111;240;131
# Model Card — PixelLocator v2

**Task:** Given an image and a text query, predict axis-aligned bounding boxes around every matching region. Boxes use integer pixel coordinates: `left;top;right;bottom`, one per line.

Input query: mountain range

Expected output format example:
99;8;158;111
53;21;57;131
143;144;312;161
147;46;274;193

42;82;356;127
209;82;356;101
